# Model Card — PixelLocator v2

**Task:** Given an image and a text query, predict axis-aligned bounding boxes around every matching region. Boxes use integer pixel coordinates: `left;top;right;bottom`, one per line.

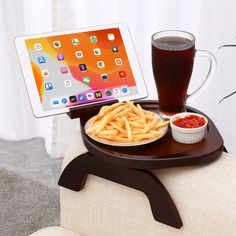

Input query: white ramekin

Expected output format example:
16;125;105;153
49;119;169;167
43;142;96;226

170;112;208;144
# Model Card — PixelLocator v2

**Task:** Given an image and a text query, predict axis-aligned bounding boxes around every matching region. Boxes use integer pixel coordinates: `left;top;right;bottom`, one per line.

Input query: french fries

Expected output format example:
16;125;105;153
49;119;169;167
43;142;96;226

86;101;169;143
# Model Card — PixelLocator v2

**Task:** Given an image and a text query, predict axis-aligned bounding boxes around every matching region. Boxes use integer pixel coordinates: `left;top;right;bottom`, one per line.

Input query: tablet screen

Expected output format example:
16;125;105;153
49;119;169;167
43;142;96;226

25;27;138;112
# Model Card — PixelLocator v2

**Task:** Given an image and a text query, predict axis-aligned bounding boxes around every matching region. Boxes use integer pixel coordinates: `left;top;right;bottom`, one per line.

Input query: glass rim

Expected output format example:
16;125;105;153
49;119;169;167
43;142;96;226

151;30;195;44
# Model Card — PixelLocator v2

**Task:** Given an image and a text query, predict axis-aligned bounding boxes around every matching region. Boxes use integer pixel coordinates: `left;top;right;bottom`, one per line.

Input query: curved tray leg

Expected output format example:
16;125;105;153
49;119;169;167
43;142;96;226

58;152;183;229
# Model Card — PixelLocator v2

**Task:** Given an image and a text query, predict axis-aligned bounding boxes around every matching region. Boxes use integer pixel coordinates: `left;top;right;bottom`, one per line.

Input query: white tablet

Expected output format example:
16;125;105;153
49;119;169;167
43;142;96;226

14;23;148;117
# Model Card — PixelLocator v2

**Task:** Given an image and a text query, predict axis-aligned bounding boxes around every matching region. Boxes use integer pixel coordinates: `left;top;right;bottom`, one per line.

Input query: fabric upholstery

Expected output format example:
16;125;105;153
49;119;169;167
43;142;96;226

29;226;81;236
61;134;236;236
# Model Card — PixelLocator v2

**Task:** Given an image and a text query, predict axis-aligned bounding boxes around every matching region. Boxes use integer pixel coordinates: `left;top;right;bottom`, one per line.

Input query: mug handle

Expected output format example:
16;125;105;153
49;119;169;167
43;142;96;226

187;50;217;103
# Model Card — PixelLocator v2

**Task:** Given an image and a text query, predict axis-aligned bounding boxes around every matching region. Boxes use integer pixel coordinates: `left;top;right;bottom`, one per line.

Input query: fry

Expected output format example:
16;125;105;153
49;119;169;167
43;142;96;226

127;112;139;119
131;129;146;134
92;102;126;123
113;106;133;119
137;104;146;123
98;129;119;136
111;136;134;142
94;116;109;134
132;132;161;140
129;121;146;128
110;121;126;133
86;124;99;134
132;103;140;116
123;117;132;141
148;116;160;129
107;104;129;121
104;125;115;130
153;121;170;129
145;113;155;121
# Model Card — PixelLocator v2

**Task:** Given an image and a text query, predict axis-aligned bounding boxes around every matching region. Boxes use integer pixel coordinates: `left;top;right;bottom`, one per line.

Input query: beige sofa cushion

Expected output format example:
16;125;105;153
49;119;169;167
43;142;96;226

29;226;81;236
61;134;236;236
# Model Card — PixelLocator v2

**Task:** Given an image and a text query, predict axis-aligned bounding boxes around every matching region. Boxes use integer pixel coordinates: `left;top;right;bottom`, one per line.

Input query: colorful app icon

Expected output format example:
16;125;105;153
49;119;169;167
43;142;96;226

78;94;86;102
113;87;120;95
38;56;46;64
53;41;61;48
75;51;83;58
61;97;68;104
69;95;77;103
115;58;122;65
86;92;94;100
107;33;115;40
64;80;72;87
90;36;97;43
93;48;101;56
112;46;118;52
45;82;53;90
57;54;64;61
97;61;105;68
60;66;68;74
41;69;49;77
72;38;79;45
121;86;129;94
101;74;108;80
51;99;59;106
105;89;112;96
82;76;90;85
94;91;102;99
79;64;87;71
34;43;42;51
119;71;126;78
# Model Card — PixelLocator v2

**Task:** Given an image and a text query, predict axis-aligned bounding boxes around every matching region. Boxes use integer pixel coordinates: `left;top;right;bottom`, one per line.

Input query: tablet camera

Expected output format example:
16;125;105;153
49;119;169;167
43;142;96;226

101;74;108;80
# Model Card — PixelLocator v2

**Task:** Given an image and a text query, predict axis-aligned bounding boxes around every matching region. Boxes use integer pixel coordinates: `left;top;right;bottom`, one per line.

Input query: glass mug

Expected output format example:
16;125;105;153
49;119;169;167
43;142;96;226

151;30;216;119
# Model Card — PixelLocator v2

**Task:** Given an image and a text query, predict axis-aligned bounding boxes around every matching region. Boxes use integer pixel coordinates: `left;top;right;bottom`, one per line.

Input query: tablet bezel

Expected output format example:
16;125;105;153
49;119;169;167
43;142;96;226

14;23;148;118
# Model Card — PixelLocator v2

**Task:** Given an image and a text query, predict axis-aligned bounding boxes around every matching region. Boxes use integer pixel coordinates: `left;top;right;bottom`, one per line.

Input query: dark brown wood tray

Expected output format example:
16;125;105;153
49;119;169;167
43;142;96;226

80;100;224;170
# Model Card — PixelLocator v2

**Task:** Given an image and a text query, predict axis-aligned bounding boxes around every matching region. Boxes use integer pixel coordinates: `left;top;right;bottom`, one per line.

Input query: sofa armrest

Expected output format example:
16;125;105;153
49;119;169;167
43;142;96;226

29;226;81;236
60;134;236;236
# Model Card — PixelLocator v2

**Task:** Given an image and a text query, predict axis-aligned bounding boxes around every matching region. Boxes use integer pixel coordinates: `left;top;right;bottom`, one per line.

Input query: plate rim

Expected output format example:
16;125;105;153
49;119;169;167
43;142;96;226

85;113;168;147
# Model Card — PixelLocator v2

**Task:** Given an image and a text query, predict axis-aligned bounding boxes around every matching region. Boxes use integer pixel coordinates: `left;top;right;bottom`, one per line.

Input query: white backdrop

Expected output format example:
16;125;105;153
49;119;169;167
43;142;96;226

1;0;236;156
0;0;53;153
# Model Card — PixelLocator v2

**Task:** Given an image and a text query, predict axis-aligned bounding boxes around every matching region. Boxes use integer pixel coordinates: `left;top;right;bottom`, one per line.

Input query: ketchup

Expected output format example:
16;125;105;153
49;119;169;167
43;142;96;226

173;115;206;128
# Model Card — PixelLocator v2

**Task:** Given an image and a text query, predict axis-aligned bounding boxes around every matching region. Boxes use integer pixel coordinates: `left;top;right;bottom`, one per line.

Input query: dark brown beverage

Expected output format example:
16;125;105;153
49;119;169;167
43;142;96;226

152;35;195;116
